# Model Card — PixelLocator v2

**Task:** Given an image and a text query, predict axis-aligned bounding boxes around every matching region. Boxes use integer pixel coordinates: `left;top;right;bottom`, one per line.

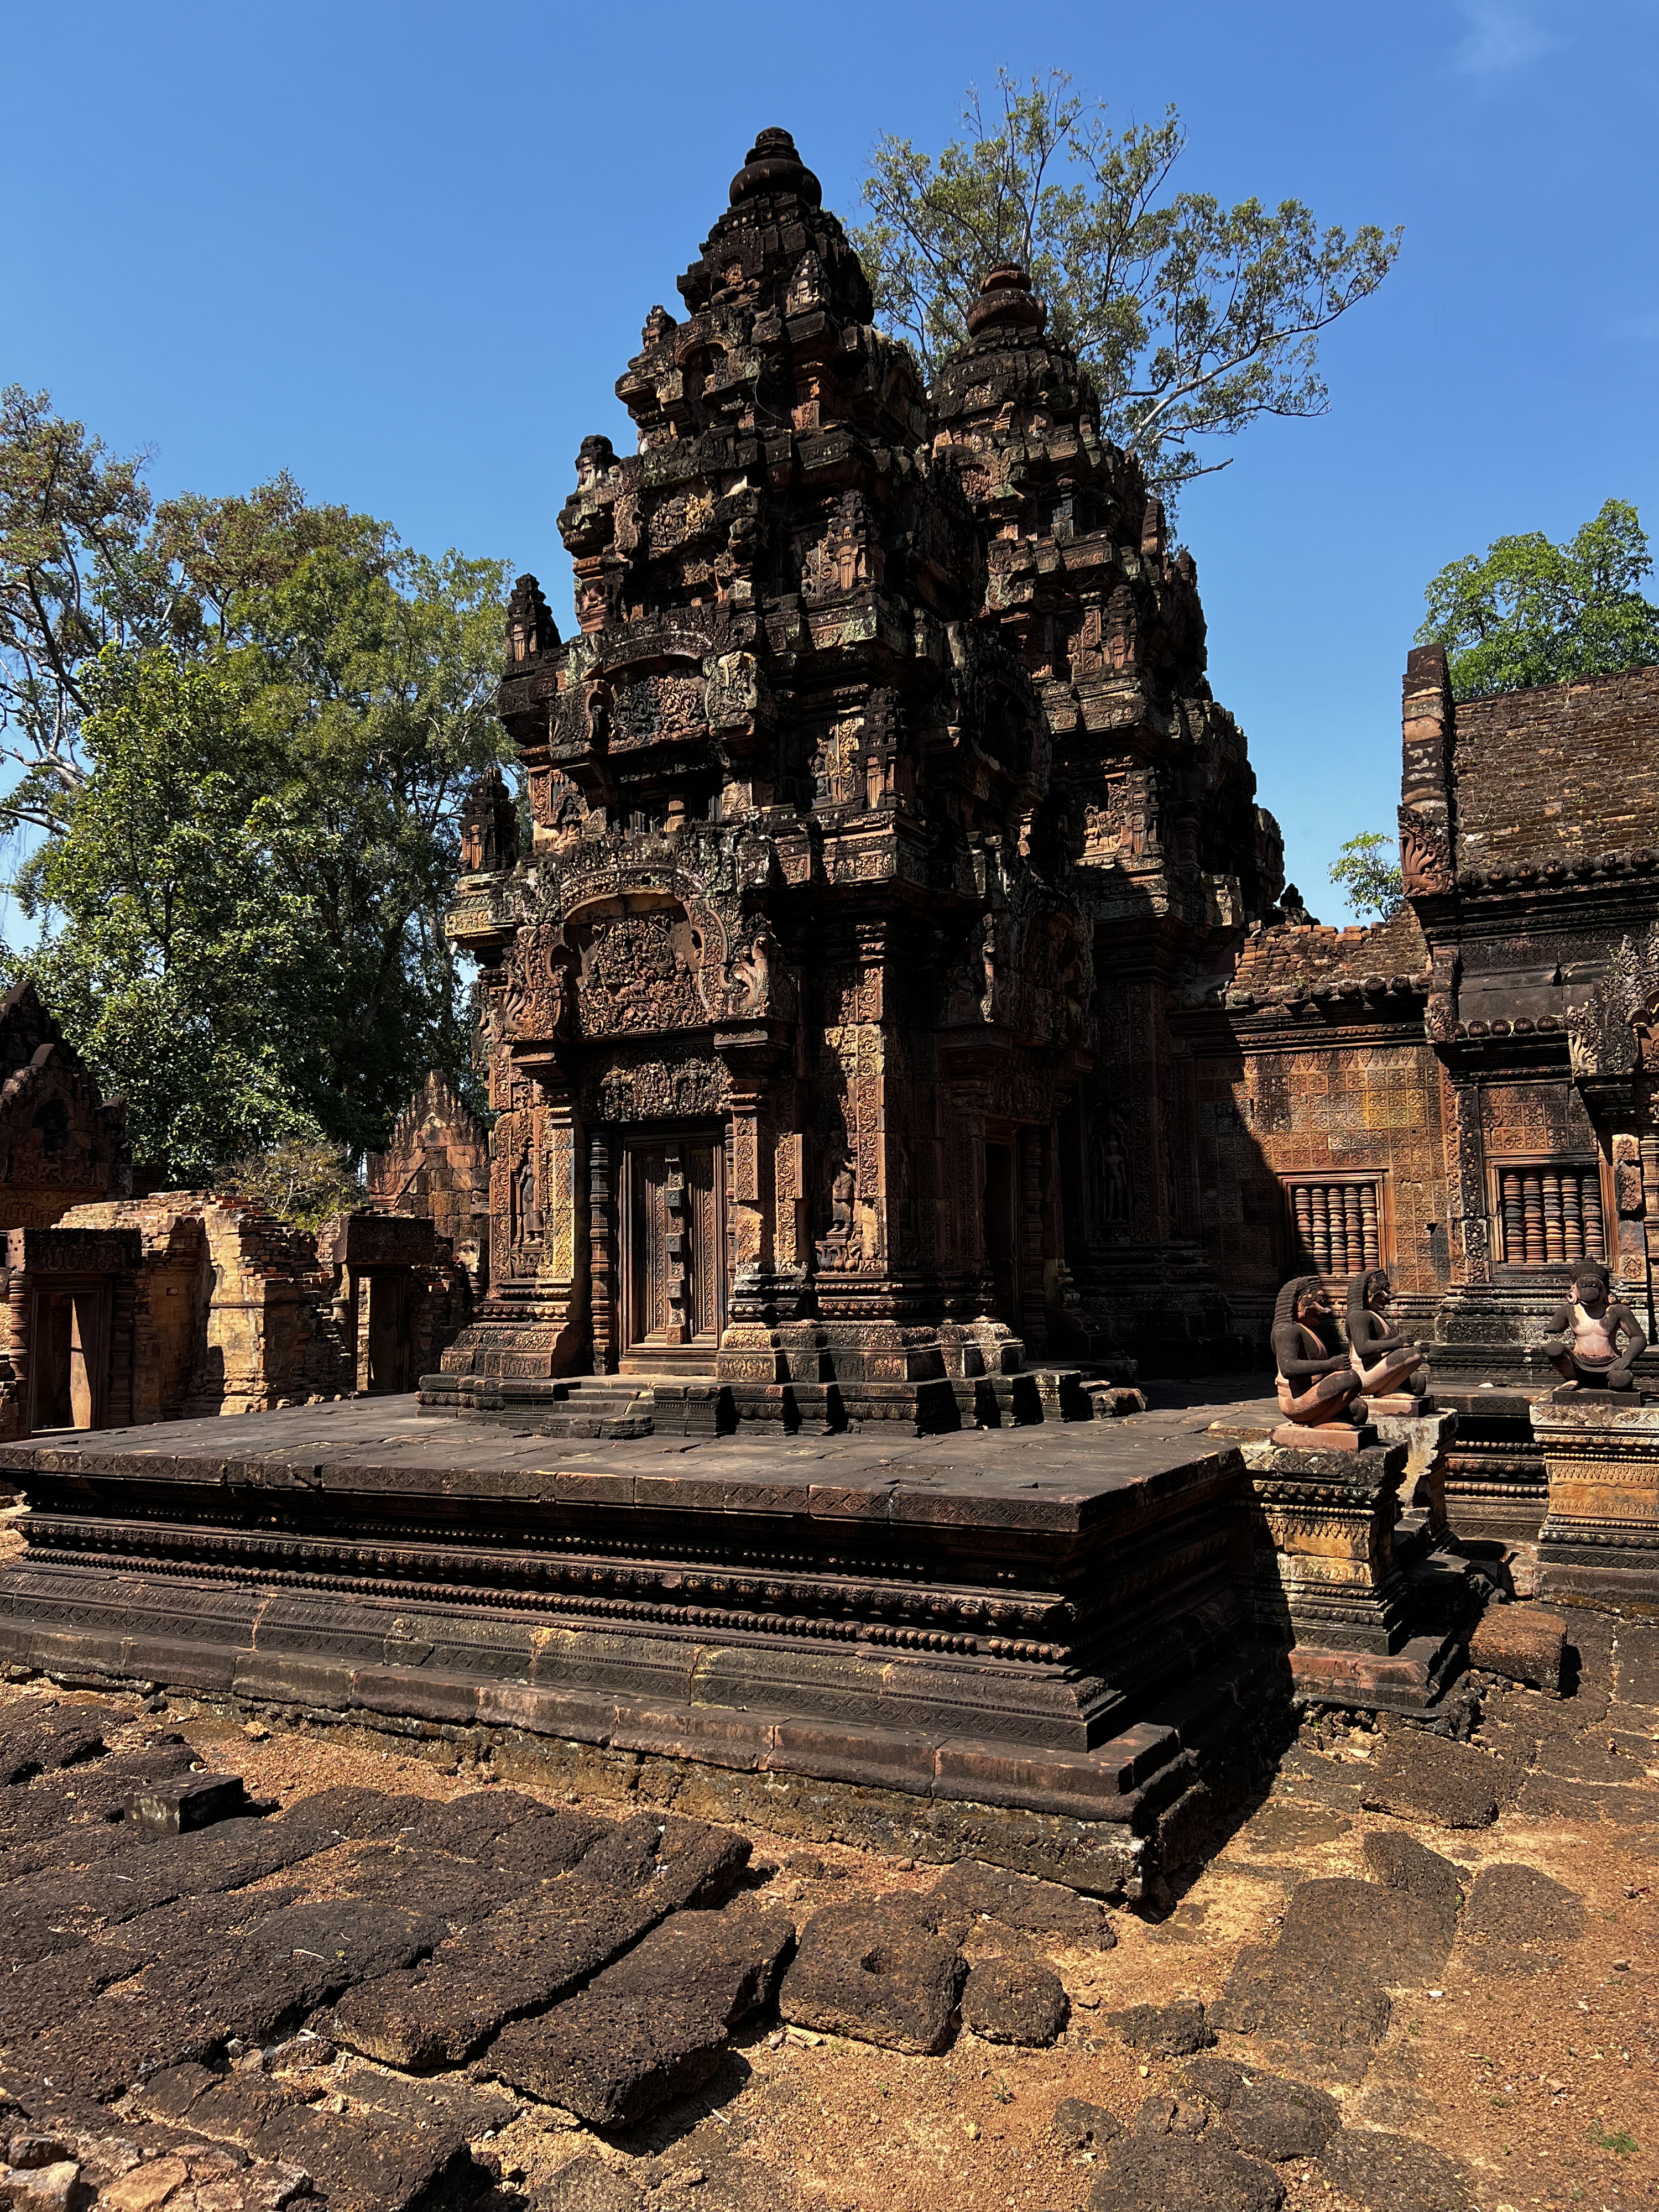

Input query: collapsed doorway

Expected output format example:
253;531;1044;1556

29;1283;111;1432
363;1270;413;1394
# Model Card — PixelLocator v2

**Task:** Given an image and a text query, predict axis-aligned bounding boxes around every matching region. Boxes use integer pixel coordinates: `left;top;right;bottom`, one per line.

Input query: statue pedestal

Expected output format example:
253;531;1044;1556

1245;1438;1469;1713
1371;1405;1457;1539
1269;1420;1376;1453
1533;1386;1659;1614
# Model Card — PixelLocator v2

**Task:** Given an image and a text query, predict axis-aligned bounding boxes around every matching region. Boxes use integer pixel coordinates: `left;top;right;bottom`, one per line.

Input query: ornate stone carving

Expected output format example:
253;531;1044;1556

501;922;573;1044
588;1056;730;1123
576;909;707;1037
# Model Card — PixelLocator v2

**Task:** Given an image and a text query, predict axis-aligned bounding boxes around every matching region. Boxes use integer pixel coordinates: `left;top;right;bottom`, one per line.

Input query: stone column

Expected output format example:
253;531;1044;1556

588;1128;616;1375
1446;1078;1491;1286
726;1071;775;1317
1018;1125;1048;1357
111;1272;136;1429
6;1266;30;1440
534;1079;588;1369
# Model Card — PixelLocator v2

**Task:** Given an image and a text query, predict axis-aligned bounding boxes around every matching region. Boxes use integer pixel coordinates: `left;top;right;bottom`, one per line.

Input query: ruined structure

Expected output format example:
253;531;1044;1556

435;130;1280;1431
0;983;136;1439
365;1070;491;1293
0;989;472;1437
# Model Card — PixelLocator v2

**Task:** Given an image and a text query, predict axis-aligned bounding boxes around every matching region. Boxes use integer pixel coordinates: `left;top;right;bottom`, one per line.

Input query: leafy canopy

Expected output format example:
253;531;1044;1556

0;390;512;1181
853;70;1401;500
1328;831;1403;922
1417;499;1659;701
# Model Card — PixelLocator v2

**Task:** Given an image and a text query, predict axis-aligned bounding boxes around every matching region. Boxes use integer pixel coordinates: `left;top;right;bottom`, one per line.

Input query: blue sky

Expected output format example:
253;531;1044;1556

4;0;1656;923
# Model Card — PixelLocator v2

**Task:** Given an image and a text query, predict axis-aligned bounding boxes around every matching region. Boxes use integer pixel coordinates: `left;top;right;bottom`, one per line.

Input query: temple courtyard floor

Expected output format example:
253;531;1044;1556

0;1390;1650;2211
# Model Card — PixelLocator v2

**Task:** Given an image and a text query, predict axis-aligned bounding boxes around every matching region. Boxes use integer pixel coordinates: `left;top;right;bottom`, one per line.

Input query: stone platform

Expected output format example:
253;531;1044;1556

0;1397;1286;1895
1535;1384;1659;1615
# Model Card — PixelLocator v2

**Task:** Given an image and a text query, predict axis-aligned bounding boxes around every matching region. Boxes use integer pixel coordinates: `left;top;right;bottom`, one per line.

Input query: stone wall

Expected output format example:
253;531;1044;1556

1187;907;1444;1353
58;1194;349;1417
364;1071;491;1292
1453;664;1659;869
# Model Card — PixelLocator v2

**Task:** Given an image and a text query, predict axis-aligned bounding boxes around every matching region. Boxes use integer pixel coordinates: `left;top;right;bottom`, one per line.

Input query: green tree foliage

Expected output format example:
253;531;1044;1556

854;70;1401;500
1329;832;1403;922
216;1136;365;1232
0;390;512;1180
0;385;159;838
1417;499;1659;701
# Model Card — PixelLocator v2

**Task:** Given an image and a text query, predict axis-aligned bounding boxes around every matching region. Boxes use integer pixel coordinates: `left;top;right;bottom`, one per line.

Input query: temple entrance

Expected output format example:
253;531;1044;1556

620;1135;724;1370
363;1270;413;1394
28;1283;111;1432
983;1141;1019;1328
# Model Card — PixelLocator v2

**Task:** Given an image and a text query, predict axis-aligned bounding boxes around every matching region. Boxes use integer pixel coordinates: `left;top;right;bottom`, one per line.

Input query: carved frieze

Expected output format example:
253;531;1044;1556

576;909;708;1037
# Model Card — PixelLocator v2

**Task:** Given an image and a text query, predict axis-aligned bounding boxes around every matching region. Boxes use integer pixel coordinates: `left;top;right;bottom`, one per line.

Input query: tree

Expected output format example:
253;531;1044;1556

216;1135;365;1231
0;385;160;840
1;401;513;1177
1417;499;1659;701
854;70;1401;500
1328;832;1403;921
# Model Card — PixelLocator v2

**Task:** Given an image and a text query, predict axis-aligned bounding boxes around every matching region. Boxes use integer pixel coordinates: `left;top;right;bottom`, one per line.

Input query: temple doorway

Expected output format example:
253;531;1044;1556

28;1283;111;1432
620;1135;724;1370
363;1270;413;1394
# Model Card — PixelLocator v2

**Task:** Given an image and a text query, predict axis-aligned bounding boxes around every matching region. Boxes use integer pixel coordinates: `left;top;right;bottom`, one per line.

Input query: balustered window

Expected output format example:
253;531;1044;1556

1282;1175;1386;1278
1491;1160;1605;1266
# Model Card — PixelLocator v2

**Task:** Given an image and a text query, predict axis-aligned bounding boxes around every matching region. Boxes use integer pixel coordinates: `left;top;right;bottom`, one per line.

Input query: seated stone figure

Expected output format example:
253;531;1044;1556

1345;1267;1426;1397
1543;1260;1648;1391
1272;1274;1366;1425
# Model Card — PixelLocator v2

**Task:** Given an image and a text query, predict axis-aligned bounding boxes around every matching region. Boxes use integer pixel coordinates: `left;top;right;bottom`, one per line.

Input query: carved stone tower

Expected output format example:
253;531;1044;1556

437;131;1281;1427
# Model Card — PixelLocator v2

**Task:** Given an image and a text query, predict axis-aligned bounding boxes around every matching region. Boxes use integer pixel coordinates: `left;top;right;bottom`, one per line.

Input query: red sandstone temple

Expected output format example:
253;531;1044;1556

428;128;1659;1478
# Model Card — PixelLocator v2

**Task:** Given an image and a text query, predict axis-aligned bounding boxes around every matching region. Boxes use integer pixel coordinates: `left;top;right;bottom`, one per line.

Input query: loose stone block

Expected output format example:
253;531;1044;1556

778;1900;965;2055
127;1772;247;1835
960;1957;1069;2046
1467;1600;1568;1691
1358;1731;1508;1829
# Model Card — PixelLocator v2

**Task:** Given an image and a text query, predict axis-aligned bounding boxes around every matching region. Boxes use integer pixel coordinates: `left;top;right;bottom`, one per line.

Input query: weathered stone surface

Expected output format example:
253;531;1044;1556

1211;1948;1390;2077
542;2157;646;2212
1359;1734;1507;1828
0;1711;106;1785
1275;1874;1455;1984
1460;1862;1584;1960
1179;2058;1340;2160
135;2066;479;2212
926;1860;1115;1947
1085;2134;1285;2212
330;1882;664;2069
3;1897;441;2101
1104;2000;1214;2057
1358;1831;1463;1918
332;1810;748;2067
778;1901;964;2055
588;1901;794;2023
960;1957;1068;2046
486;1991;729;2127
1052;2098;1121;2154
1317;2126;1473;2212
1133;2093;1224;2137
1468;1602;1567;1692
